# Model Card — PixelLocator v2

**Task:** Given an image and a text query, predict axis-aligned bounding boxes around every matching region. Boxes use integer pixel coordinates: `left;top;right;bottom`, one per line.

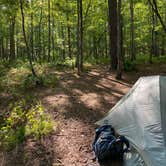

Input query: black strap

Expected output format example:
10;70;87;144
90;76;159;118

116;135;130;153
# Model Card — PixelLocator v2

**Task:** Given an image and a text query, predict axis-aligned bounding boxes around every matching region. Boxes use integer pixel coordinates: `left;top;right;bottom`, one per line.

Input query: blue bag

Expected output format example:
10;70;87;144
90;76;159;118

93;125;129;163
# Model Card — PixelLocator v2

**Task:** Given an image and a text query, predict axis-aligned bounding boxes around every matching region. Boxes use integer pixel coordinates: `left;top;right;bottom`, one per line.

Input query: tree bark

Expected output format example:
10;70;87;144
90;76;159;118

61;25;66;60
154;14;159;56
148;0;166;33
20;0;37;77
38;0;43;61
30;0;34;61
48;0;51;62
130;0;135;61
108;0;118;70
66;0;72;59
10;16;16;60
116;0;123;79
77;0;83;75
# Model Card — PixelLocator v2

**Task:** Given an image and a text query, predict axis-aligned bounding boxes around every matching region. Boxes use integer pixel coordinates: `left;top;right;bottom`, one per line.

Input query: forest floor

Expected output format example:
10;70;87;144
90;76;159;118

0;63;166;166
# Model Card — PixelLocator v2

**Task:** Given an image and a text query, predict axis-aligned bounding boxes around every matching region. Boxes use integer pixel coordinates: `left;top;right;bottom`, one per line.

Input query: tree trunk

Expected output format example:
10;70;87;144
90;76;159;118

48;0;51;62
108;0;118;70
77;0;83;75
105;22;108;57
130;0;135;61
20;0;37;77
116;0;123;79
0;37;2;58
148;0;166;33
52;9;55;60
62;25;66;60
30;1;34;61
10;16;16;60
38;0;43;61
154;14;159;56
66;0;72;59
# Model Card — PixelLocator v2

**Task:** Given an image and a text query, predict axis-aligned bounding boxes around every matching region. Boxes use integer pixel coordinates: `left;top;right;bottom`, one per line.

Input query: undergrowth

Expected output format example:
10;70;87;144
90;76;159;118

0;101;55;151
0;60;59;94
124;55;166;72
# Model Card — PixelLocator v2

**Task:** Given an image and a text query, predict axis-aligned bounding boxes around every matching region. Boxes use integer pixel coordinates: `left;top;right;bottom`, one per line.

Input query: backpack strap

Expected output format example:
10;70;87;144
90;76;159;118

93;125;114;147
116;135;130;153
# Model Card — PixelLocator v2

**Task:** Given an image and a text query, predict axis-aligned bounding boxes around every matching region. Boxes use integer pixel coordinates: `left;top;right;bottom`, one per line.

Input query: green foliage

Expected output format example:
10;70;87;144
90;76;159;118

21;74;41;89
0;101;55;151
53;57;75;70
124;55;166;72
124;59;137;72
40;73;59;87
25;102;55;139
0;60;59;94
85;56;110;65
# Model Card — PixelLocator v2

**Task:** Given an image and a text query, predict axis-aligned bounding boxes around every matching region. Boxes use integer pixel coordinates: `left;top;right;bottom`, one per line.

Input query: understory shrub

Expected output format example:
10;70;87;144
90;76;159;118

0;101;55;151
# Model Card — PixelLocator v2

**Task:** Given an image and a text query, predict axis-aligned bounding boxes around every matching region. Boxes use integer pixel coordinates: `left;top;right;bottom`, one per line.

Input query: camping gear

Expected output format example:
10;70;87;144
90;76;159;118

93;125;129;163
96;76;166;166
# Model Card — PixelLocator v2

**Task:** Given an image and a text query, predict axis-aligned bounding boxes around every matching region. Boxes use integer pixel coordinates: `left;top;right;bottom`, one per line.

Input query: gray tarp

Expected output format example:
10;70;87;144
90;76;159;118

96;76;166;166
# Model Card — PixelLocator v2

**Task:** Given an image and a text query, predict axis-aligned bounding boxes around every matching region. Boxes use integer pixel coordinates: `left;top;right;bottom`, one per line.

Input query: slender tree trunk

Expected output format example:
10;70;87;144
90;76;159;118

108;0;118;70
152;6;155;56
62;25;66;60
121;9;125;64
48;0;51;62
52;10;55;60
0;37;2;58
30;1;34;61
20;0;37;77
2;37;4;59
38;0;43;61
130;0;135;61
77;0;83;75
154;14;159;56
148;0;166;33
6;38;9;60
66;0;72;59
161;11;166;55
105;22;108;57
149;1;155;60
116;0;122;79
10;16;16;60
161;34;165;55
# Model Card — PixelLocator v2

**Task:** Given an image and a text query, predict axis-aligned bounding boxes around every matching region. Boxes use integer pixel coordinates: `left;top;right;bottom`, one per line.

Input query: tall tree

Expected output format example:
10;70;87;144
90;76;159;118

66;0;72;59
108;0;118;70
130;0;135;61
48;0;51;62
20;0;37;77
9;15;16;59
148;0;166;33
77;0;83;75
30;0;34;61
116;0;123;79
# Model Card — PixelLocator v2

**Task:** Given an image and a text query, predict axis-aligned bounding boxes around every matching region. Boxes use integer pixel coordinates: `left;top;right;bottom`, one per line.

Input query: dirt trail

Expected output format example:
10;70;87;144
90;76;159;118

41;69;132;166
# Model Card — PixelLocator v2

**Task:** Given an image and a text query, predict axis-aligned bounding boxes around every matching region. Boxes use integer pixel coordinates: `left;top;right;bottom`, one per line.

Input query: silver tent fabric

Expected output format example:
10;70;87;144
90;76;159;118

96;76;166;166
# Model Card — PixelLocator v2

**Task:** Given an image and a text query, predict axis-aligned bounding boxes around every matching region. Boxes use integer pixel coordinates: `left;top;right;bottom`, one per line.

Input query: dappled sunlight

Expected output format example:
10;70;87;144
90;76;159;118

1;65;166;165
43;94;71;111
80;93;102;109
72;88;85;96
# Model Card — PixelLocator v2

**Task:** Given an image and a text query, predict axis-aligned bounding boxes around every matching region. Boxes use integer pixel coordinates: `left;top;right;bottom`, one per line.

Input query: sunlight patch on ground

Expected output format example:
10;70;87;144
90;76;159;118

80;93;101;109
72;88;84;96
43;94;71;109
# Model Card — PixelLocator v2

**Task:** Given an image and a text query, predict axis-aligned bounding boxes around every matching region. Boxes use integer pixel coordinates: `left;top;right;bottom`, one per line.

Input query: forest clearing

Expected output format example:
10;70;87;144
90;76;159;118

0;0;166;165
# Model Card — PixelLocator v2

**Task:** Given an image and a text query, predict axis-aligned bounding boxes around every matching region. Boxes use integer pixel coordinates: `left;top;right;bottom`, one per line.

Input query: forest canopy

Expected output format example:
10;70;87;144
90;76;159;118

0;0;165;77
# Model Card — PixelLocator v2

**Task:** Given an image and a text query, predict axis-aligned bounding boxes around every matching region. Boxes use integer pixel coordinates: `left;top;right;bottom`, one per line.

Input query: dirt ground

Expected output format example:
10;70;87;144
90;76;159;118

1;63;166;166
